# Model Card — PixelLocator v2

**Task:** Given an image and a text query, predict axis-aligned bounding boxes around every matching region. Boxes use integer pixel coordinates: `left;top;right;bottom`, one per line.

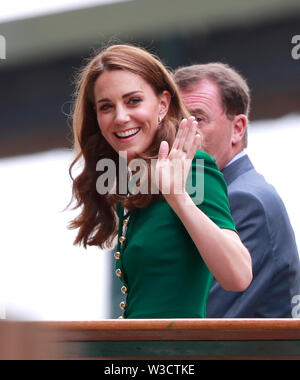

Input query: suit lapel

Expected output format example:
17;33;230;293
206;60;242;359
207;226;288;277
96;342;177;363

222;155;254;186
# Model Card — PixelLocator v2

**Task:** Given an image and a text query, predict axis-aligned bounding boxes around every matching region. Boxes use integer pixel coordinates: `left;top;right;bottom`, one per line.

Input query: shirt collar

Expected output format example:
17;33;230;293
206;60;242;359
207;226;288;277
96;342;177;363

225;149;247;168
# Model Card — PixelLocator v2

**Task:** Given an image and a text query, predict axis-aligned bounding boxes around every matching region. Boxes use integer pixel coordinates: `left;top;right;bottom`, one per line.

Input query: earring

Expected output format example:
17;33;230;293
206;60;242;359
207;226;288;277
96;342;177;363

158;115;163;124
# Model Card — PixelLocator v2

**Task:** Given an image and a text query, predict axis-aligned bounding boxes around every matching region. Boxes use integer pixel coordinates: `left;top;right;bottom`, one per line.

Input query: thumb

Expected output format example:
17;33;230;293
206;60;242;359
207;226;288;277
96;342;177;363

158;141;169;160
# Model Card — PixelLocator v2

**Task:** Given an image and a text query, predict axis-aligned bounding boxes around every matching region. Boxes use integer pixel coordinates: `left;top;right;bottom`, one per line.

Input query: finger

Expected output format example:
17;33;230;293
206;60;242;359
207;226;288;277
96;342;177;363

172;118;187;150
158;140;169;160
177;117;196;154
186;133;201;160
177;117;192;151
183;119;198;153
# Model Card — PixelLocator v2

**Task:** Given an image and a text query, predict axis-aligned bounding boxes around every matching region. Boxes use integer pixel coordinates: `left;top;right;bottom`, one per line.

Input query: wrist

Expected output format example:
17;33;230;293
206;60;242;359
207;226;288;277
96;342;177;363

164;191;193;209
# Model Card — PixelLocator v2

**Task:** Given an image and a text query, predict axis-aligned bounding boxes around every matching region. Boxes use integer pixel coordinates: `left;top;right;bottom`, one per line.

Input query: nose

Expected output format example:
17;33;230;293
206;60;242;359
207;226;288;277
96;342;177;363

115;104;130;126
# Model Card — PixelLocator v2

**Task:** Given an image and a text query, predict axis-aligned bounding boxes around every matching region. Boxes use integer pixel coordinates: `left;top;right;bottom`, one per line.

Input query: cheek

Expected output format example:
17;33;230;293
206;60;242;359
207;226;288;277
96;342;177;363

136;107;157;123
198;125;211;139
96;112;102;126
97;114;110;133
137;99;160;120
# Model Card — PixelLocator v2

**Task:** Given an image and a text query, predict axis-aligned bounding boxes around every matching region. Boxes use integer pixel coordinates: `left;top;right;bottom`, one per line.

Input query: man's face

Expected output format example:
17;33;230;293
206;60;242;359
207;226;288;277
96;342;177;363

180;79;234;170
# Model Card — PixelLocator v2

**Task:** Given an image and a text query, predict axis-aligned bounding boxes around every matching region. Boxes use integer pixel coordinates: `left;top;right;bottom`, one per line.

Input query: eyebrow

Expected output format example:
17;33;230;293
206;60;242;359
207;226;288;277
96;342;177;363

189;108;209;118
96;90;144;104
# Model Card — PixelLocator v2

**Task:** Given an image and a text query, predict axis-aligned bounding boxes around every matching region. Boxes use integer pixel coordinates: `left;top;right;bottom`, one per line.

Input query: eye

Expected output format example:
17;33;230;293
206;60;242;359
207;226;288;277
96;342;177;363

99;103;113;112
128;97;142;105
194;115;204;123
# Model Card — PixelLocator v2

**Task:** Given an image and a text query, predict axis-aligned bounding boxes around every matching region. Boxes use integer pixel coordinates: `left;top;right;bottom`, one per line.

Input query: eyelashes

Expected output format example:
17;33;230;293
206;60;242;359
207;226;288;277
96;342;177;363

99;103;112;111
128;97;142;105
98;97;143;112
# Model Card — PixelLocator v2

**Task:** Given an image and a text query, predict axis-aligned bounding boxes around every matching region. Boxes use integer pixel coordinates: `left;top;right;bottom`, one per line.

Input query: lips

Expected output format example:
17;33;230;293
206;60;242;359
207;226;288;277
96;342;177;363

115;127;141;139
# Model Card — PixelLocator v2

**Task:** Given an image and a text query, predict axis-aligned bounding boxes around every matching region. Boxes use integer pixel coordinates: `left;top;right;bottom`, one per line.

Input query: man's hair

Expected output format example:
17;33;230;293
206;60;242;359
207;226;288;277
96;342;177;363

173;63;251;146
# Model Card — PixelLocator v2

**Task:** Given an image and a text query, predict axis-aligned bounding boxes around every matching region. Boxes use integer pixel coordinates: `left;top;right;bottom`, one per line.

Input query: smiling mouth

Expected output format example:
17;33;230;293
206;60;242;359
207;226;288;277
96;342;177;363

115;128;141;139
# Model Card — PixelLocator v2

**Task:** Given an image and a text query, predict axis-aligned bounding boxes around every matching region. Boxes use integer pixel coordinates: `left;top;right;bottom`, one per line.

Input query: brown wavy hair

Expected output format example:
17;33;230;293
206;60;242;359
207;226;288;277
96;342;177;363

68;44;190;249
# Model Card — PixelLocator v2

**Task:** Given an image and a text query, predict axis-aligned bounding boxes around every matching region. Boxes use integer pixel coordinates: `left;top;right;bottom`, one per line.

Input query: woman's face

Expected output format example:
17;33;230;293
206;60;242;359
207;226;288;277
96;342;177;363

94;70;170;161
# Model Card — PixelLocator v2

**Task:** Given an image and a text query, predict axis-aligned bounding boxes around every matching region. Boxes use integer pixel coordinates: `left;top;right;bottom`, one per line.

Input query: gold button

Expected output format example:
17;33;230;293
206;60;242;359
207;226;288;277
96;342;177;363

119;236;126;244
114;251;121;260
123;218;129;227
115;268;122;277
121;285;127;294
120;301;126;310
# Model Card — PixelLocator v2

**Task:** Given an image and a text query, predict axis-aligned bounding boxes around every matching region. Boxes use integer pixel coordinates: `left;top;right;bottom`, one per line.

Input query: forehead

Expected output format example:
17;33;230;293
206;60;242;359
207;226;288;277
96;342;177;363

94;70;153;96
180;79;223;113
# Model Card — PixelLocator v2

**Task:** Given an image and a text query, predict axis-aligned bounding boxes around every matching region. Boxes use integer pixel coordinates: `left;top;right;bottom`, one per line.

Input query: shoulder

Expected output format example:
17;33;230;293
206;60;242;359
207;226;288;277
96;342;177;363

193;150;218;166
190;150;236;231
228;169;287;218
228;180;287;233
228;179;297;257
228;188;268;220
192;150;224;181
192;149;227;191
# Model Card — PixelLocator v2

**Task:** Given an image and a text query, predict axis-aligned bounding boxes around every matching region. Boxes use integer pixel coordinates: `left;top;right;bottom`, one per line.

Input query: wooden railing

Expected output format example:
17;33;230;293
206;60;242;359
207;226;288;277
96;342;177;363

1;319;300;359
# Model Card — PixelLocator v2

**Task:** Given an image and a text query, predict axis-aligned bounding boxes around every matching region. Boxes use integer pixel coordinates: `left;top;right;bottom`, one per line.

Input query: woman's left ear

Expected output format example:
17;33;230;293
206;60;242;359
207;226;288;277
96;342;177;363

159;90;171;120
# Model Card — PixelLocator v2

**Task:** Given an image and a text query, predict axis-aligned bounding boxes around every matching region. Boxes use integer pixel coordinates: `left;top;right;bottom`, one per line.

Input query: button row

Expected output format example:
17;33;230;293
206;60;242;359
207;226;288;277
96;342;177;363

115;216;130;318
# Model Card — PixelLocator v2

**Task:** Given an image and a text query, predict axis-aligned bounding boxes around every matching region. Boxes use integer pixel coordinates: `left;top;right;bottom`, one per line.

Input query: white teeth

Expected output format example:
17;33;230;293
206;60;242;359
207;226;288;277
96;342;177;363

116;128;140;138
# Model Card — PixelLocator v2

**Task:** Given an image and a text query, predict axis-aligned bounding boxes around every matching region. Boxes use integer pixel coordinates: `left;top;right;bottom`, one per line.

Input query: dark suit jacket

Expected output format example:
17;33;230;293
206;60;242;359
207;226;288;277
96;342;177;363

206;154;300;317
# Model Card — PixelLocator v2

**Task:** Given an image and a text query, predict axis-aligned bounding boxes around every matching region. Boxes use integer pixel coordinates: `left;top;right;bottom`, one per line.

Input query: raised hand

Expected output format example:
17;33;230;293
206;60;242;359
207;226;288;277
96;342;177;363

155;116;200;199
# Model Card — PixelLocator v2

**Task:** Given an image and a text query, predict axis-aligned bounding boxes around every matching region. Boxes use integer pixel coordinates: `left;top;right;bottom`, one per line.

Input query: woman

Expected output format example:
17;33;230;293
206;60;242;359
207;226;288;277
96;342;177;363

69;44;252;319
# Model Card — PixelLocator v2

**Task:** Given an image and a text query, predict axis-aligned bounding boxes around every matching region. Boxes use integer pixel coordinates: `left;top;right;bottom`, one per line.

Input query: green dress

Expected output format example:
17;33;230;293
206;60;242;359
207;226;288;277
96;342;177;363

115;150;236;319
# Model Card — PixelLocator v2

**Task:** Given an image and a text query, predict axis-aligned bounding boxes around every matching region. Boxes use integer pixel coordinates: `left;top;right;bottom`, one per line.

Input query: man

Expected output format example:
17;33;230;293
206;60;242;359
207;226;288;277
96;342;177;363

174;63;300;317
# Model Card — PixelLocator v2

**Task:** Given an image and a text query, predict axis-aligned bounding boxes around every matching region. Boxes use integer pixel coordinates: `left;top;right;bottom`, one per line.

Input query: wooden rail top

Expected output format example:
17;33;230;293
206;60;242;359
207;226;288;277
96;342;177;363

2;318;300;341
1;319;300;359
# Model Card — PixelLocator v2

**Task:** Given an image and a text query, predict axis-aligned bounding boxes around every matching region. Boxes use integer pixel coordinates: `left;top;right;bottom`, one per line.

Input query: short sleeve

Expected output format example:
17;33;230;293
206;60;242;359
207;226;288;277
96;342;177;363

187;150;237;232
